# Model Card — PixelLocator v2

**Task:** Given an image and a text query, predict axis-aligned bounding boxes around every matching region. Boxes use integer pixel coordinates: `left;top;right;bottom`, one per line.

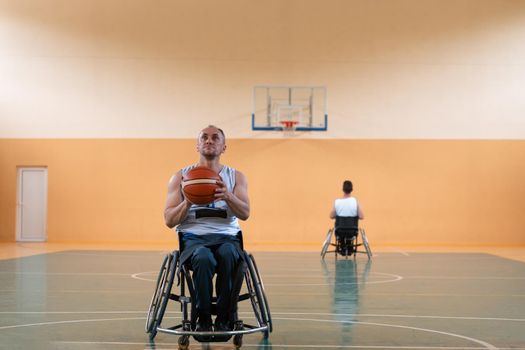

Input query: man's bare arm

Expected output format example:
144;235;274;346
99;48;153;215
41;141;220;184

357;202;365;220
330;205;336;219
164;171;192;228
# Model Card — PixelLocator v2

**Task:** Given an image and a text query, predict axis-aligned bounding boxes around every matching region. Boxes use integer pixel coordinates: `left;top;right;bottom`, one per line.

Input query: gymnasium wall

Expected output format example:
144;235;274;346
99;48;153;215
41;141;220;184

1;1;525;246
1;139;524;246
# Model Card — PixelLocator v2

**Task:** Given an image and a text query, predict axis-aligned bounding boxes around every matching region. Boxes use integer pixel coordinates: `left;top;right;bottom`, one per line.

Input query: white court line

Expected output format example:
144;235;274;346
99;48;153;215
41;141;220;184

56;341;525;349
269;312;525;322
0;317;144;330
1;310;523;322
266;292;525;297
57;250;162;258
132;272;373;279
0;271;132;276
259;274;383;279
0;311;148;314
131;271;403;285
268;274;525;281
2;270;522;281
0;315;498;349
132;271;158;282
264;272;402;286
354;293;525;297
275;317;498;350
362;251;409;257
0;289;149;294
1;289;522;298
404;276;525;280
137;268;332;273
370;252;410;257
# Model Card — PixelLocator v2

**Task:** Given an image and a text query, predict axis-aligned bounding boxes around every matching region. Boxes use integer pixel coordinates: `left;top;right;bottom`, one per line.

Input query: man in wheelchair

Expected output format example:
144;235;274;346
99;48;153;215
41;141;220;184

330;180;365;256
164;125;250;334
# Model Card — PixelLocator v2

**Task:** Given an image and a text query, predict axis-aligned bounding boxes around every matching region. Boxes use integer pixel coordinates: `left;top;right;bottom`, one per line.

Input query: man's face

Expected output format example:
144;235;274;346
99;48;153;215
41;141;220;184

197;127;226;157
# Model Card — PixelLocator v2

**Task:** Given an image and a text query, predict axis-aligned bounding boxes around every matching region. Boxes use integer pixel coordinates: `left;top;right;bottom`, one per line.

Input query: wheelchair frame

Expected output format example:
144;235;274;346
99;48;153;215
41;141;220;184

321;226;372;260
145;235;272;349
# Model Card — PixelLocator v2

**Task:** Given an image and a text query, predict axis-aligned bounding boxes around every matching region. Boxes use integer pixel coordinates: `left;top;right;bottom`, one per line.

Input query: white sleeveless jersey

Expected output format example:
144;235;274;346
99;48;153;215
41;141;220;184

334;197;358;217
176;165;240;236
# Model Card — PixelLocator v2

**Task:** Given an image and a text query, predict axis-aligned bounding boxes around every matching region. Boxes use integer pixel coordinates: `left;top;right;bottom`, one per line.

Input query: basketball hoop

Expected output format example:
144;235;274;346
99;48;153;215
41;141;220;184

279;120;298;137
279;120;299;130
252;86;328;132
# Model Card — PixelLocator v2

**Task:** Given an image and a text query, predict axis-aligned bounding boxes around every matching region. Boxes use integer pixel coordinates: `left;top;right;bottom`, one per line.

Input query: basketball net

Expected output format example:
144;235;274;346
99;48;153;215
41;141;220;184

279;120;298;137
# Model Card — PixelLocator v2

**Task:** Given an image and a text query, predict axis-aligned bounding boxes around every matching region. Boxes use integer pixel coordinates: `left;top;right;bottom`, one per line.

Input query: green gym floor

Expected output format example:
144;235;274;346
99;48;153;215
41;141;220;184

1;249;524;349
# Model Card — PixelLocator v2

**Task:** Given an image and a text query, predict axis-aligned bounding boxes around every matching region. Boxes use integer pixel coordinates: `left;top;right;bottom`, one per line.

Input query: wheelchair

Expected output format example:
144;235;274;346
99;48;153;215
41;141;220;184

145;232;272;350
321;216;372;260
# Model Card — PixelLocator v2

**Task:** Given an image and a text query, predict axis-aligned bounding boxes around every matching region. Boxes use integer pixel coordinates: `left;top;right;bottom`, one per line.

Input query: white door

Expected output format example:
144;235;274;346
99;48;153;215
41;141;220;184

16;167;48;242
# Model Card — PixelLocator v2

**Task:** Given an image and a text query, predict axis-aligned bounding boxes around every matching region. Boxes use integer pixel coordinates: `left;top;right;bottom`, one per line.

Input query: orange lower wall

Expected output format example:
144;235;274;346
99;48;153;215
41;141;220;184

1;139;524;246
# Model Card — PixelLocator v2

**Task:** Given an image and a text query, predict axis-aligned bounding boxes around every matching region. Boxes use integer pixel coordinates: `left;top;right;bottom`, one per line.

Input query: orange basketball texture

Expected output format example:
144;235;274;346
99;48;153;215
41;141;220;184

182;166;221;205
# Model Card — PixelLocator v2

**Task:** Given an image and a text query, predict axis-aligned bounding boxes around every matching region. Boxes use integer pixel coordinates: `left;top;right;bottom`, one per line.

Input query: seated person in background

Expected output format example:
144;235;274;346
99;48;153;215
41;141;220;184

330;180;364;254
330;180;364;220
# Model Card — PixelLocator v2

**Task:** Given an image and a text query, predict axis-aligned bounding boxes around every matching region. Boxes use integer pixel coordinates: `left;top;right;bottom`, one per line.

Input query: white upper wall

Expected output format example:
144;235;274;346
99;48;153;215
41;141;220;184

1;0;524;139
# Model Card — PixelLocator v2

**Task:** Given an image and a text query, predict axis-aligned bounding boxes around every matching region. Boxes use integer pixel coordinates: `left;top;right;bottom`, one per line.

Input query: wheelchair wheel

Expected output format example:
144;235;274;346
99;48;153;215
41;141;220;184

177;335;190;350
233;334;243;349
321;229;333;259
232;320;244;348
156;251;178;327
146;251;178;340
245;253;272;337
360;228;372;259
145;254;169;335
250;253;272;334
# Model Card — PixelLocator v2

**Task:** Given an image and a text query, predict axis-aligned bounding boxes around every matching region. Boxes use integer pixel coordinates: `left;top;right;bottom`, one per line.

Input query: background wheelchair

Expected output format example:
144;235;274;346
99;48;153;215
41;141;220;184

145;232;272;350
321;216;372;260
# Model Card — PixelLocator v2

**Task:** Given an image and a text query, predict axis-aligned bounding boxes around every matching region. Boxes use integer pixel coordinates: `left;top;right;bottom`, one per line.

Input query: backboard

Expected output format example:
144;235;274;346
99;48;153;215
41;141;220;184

252;86;328;131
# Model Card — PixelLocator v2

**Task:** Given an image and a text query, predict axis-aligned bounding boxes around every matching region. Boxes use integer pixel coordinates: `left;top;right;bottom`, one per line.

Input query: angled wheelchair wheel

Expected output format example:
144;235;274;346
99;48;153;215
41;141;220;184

321;229;333;259
360;228;372;259
145;254;169;335
250;253;272;334
245;253;272;337
145;251;178;340
156;251;178;328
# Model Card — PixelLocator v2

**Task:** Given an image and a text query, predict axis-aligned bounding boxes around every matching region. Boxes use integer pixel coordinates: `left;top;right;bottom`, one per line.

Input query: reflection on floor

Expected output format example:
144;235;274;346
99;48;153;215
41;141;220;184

0;249;524;349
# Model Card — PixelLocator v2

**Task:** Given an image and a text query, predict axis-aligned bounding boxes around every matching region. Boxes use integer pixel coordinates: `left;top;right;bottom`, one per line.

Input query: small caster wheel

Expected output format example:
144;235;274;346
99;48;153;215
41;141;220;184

148;327;157;341
233;334;243;349
178;335;190;350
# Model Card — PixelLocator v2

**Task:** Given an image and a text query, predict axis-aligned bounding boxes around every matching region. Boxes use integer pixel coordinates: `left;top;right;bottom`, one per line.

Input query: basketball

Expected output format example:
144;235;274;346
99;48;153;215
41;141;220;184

181;166;221;205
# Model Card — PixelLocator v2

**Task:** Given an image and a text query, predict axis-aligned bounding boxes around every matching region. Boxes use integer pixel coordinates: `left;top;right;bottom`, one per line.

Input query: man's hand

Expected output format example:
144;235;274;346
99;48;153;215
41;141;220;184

214;172;250;220
214;180;231;201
